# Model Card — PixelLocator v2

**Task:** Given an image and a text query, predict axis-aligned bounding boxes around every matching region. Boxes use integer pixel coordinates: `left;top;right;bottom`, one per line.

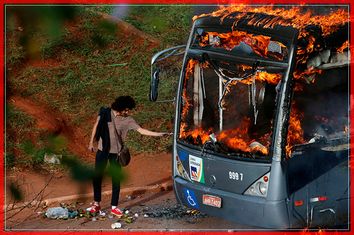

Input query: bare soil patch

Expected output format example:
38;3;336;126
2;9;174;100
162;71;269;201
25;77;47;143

8;95;91;160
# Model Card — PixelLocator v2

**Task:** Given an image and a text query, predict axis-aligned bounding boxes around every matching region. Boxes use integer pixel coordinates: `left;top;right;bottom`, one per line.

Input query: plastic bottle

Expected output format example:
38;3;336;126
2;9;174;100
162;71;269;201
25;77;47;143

68;210;79;219
45;207;69;219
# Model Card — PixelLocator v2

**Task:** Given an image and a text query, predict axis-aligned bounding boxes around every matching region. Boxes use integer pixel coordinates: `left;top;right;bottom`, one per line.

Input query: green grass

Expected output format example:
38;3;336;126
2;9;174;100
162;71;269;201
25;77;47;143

5;105;70;167
6;6;193;166
5;105;38;167
124;5;193;47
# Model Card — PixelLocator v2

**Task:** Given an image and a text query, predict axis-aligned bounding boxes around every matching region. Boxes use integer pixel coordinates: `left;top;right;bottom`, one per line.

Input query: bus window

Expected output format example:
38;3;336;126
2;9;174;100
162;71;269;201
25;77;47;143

287;67;349;157
192;29;289;62
179;58;284;160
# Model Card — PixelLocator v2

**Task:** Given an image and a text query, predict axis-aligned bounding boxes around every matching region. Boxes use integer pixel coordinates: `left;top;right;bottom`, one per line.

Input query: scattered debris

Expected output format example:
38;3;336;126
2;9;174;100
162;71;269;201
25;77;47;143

99;211;106;216
140;204;207;220
123;216;134;224
45;207;69;219
98;216;106;221
68;210;78;219
45;202;99;220
44;153;62;164
111;222;122;229
44;201;201;226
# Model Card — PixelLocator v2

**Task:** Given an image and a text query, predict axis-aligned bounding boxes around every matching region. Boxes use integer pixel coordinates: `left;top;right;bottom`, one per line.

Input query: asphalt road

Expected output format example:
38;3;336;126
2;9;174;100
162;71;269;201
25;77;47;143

6;190;259;231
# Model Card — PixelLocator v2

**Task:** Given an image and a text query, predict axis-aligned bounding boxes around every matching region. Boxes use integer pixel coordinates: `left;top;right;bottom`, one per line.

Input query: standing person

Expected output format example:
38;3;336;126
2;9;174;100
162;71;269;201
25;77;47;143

87;95;169;217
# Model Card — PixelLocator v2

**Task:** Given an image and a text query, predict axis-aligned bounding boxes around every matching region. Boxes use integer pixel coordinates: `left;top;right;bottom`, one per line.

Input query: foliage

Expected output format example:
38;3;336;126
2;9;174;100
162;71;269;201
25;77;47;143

61;155;95;182
6;6;78;64
6;6;193;167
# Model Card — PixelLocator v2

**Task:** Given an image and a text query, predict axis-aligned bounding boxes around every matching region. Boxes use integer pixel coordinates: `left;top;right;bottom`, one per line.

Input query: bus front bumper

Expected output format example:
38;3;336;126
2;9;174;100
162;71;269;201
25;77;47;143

174;176;290;229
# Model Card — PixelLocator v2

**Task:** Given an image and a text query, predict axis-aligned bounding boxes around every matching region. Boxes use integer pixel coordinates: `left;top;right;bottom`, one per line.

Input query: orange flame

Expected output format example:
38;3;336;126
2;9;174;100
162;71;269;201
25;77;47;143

199;30;286;60
180;117;270;155
179;126;211;144
242;71;282;85
217;118;270;155
240;64;253;71
286;103;305;156
293;68;323;82
337;40;349;53
217;117;251;152
194;6;349;83
180;59;210;142
193;6;348;37
182;7;347;157
179;59;279;156
181;59;198;120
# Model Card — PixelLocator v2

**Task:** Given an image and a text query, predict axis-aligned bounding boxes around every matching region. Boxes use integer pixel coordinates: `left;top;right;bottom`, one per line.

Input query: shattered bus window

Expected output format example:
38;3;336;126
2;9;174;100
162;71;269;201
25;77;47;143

179;58;284;159
287;67;349;157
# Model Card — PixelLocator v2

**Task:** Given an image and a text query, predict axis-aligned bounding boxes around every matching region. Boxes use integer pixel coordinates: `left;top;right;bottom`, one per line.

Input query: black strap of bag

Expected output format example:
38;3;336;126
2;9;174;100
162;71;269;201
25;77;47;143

113;117;131;167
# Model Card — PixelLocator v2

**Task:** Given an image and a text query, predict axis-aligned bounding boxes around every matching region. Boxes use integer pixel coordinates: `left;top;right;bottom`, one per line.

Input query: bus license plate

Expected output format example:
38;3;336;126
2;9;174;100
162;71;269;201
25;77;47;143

203;195;222;208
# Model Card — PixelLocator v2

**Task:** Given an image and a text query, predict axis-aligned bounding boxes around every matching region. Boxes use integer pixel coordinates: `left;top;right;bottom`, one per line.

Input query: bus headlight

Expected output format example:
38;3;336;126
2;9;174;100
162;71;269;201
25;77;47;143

244;172;270;197
257;182;268;195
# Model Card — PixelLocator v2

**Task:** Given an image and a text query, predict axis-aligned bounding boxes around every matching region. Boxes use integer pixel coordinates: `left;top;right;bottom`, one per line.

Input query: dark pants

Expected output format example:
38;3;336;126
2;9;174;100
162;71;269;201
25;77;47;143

93;150;121;206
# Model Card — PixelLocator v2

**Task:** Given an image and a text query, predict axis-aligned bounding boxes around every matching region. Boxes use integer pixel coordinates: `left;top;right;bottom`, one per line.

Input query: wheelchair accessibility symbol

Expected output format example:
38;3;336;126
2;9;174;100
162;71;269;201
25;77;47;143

183;188;199;209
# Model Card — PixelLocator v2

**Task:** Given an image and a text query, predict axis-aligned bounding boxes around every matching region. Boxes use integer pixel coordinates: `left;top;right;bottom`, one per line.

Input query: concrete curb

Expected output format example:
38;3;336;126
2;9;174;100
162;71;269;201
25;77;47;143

5;181;173;210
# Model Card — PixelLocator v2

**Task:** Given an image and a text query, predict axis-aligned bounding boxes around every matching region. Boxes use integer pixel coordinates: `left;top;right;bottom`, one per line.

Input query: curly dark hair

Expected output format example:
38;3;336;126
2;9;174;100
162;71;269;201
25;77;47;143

111;96;136;112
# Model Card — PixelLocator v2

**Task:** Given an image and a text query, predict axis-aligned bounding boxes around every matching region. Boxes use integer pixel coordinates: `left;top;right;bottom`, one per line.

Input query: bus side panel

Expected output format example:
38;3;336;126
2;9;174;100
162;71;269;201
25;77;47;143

287;148;349;228
309;159;349;228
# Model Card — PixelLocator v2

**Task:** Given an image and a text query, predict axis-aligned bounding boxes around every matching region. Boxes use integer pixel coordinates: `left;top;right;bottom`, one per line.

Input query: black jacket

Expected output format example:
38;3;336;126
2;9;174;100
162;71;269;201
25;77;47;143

94;107;111;153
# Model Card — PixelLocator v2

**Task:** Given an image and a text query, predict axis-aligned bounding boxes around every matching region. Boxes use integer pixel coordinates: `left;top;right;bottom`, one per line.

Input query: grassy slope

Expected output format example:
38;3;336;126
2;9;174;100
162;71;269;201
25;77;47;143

6;6;194;166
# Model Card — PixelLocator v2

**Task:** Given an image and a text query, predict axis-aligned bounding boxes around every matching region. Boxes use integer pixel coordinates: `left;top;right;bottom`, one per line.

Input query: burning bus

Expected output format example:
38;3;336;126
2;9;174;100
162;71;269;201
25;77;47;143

150;6;349;229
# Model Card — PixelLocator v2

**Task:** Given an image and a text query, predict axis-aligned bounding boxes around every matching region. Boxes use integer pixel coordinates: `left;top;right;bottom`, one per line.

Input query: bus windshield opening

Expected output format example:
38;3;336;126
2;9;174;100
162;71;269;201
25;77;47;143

178;58;283;160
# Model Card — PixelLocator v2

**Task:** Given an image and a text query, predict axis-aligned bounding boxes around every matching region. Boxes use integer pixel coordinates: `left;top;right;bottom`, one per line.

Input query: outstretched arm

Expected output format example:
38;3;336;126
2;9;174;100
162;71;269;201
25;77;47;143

88;116;100;152
136;127;170;137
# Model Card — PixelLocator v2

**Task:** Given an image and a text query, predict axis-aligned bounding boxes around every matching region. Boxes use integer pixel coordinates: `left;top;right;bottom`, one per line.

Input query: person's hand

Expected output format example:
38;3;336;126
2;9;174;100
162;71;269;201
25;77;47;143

88;143;95;152
162;132;173;136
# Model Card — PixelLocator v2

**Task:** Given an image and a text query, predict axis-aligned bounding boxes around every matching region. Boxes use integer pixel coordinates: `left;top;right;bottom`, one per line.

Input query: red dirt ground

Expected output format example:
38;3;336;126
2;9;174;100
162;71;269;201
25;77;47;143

8;95;92;160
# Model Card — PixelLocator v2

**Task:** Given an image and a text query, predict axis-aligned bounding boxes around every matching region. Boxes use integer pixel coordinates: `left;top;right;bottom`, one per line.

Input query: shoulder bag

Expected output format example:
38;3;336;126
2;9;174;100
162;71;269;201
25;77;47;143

113;119;131;167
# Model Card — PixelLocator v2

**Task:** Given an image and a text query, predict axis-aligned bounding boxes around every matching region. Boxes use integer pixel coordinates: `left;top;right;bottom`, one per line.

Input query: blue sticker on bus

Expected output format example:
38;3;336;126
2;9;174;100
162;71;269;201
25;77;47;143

178;149;188;161
183;188;199;209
